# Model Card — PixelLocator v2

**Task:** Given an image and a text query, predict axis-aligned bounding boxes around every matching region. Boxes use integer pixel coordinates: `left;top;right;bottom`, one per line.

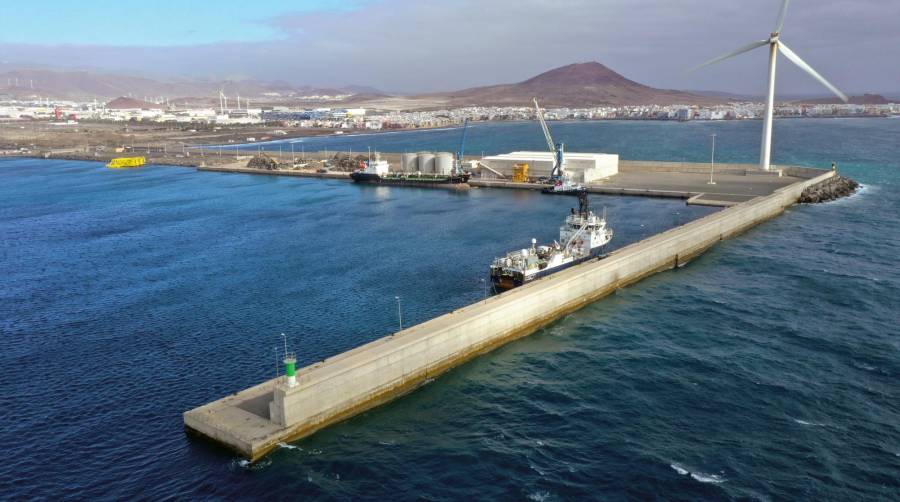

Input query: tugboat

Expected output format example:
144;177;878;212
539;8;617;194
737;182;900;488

533;97;586;196
490;192;613;290
541;176;586;195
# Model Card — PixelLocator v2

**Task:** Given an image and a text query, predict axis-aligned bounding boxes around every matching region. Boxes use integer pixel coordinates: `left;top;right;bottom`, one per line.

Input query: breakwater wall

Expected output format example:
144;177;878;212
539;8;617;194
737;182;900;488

185;168;835;461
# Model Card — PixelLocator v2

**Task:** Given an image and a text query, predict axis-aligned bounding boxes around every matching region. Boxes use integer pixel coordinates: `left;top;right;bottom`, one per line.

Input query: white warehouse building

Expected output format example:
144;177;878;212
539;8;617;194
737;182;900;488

479;151;618;183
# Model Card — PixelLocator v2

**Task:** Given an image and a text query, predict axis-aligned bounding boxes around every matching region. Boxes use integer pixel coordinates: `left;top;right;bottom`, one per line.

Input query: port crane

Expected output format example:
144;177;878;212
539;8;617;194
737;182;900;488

455;118;469;174
533;97;565;182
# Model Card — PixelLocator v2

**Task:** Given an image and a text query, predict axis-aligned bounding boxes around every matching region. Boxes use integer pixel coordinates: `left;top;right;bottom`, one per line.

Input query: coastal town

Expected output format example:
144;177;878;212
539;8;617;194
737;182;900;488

1;94;897;133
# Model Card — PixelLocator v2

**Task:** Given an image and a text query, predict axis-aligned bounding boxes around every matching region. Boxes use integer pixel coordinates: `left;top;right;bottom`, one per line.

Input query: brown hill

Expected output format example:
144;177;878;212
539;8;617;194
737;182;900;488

792;93;891;105
424;62;722;107
105;97;159;109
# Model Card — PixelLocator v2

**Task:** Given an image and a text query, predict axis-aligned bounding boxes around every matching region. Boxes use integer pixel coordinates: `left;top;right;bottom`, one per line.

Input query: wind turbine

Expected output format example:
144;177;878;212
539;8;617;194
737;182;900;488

218;88;228;114
691;0;848;171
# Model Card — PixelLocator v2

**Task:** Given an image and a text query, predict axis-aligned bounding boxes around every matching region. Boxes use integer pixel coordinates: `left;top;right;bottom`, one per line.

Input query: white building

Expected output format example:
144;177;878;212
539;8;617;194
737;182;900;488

480;151;619;183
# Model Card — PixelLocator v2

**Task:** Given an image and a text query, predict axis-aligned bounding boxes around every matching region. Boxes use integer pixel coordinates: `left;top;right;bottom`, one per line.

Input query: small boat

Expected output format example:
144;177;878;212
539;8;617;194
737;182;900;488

490;192;612;290
107;157;146;169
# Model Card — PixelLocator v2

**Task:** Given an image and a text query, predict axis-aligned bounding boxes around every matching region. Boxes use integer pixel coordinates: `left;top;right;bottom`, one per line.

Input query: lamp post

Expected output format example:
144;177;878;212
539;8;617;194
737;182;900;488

395;296;403;331
480;278;487;303
708;133;717;185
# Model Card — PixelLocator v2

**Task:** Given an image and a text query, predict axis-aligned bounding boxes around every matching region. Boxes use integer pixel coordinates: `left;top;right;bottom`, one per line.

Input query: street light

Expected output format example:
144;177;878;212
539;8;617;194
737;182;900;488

395;296;403;331
480;278;487;303
708;133;717;185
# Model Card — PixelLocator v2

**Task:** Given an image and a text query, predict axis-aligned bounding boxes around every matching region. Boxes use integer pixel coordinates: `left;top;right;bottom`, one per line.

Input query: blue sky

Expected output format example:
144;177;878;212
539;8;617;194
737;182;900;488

1;0;367;46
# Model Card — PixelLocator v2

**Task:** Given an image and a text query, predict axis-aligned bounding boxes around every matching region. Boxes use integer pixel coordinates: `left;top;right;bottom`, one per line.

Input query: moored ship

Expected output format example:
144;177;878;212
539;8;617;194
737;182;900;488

349;153;471;188
490;192;613;290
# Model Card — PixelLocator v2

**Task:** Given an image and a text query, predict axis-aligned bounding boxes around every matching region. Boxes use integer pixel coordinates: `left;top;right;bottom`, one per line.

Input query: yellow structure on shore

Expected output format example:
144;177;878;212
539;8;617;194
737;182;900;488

107;157;146;169
512;163;529;182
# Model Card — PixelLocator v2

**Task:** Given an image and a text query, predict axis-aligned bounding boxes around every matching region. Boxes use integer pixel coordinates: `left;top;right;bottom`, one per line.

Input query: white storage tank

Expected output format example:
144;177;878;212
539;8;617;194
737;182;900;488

435;152;454;175
400;153;418;172
417;152;435;173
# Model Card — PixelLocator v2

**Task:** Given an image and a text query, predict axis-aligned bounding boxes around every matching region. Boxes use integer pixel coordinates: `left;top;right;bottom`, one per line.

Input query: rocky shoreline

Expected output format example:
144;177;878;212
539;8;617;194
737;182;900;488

799;174;859;203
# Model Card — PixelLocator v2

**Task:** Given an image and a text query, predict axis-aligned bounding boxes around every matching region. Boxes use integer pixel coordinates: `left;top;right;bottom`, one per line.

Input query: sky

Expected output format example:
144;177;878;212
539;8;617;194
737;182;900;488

1;0;897;95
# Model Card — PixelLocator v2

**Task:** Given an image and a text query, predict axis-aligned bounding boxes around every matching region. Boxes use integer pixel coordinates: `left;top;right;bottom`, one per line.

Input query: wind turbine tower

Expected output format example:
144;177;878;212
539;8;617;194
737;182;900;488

218;89;228;114
692;0;848;171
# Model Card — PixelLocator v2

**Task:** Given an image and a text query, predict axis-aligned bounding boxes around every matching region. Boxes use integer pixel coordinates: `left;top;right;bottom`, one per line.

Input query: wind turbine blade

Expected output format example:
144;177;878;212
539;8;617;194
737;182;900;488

774;0;790;33
778;41;848;102
688;40;769;72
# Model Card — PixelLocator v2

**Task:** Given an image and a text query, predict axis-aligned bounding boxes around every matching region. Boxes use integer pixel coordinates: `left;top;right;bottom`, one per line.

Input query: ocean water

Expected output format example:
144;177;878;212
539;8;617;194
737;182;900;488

1;118;898;500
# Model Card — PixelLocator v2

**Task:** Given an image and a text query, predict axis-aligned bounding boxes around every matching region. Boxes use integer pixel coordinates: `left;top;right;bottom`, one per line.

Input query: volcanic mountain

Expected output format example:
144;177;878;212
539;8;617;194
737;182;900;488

426;62;722;107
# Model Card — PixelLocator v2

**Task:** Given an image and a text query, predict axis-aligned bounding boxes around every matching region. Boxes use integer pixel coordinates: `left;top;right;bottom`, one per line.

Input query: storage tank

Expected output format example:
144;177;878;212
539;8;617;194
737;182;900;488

417;152;435;173
434;152;454;175
400;153;418;172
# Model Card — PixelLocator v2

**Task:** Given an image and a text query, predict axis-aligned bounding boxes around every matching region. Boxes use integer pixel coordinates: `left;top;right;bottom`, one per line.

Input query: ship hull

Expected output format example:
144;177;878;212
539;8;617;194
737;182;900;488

491;248;607;291
351;172;470;189
541;186;587;195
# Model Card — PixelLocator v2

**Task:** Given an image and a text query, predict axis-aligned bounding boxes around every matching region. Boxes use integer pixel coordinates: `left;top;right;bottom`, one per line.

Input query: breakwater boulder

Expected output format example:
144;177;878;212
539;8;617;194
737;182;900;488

799;175;859;203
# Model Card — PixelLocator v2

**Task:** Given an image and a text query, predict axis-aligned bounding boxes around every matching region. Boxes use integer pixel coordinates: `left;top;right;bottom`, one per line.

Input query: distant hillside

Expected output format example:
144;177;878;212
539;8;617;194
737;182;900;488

0;68;364;101
687;89;757;101
422;62;723;107
792;93;891;105
105;97;157;109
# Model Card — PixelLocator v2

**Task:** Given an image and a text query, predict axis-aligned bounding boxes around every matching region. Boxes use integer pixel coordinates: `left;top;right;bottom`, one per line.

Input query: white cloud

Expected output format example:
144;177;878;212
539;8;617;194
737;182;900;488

1;0;897;94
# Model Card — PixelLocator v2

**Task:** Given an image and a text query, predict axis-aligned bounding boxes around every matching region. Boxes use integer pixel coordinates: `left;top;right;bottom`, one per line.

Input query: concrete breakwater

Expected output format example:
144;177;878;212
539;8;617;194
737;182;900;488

184;167;835;461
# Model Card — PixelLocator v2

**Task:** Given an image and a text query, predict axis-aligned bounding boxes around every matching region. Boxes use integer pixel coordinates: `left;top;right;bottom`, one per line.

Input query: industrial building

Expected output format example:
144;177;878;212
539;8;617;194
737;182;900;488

478;151;619;183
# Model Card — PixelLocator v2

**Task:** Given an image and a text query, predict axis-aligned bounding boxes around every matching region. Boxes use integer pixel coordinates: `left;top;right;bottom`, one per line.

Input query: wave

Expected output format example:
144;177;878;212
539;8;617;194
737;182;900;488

826;183;872;205
690;472;727;484
278;442;301;450
526;490;551;502
671;463;726;484
793;418;827;427
670;463;689;475
232;457;272;470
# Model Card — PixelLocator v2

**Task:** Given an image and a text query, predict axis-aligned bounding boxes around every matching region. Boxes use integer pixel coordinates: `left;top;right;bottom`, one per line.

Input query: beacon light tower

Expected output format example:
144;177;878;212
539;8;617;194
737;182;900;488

690;0;848;171
281;333;297;388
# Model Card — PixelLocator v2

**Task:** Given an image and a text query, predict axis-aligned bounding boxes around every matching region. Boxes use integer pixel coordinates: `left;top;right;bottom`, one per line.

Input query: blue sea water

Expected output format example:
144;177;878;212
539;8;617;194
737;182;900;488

1;118;898;500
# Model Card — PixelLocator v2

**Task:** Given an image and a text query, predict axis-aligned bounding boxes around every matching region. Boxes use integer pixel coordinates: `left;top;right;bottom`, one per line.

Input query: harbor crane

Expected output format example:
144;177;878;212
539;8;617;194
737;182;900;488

533;97;565;182
455;118;469;174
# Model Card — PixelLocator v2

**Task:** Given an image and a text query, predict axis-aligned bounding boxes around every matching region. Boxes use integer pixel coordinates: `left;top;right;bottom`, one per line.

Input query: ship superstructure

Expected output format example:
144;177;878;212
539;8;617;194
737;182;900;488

490;192;612;290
